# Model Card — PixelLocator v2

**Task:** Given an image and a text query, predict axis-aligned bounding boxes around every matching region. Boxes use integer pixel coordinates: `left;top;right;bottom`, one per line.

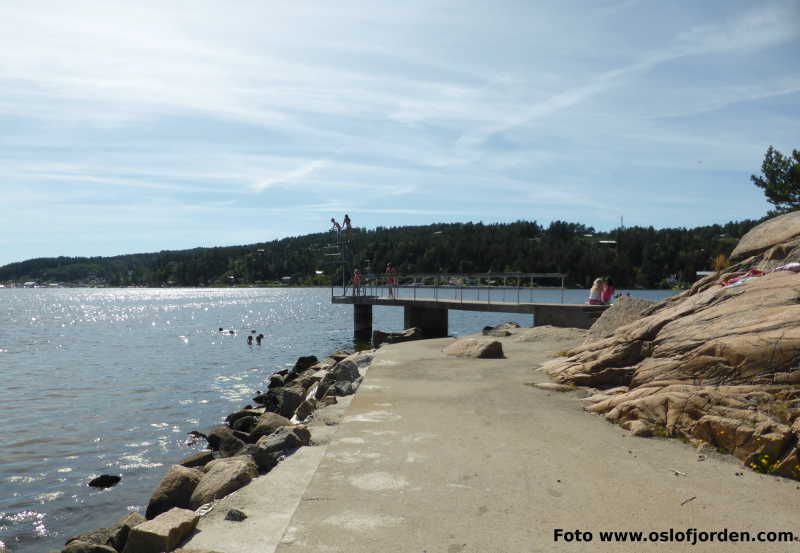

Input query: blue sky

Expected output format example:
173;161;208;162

1;0;798;267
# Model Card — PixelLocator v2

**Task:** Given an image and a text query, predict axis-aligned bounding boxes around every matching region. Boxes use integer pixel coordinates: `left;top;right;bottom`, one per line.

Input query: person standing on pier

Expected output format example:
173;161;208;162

386;262;397;299
343;214;352;241
352;268;362;296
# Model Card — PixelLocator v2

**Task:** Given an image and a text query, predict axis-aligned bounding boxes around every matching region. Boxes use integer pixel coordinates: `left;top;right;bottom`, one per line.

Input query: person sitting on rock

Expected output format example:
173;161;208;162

586;277;604;305
601;277;615;304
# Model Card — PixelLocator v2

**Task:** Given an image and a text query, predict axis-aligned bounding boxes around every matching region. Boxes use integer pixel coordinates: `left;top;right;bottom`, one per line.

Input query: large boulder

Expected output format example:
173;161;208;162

543;213;800;478
444;338;504;359
256;425;311;454
146;465;203;520
331;360;360;383
122;508;199;553
205;426;245;457
292;355;319;372
248;412;293;442
224;409;263;427
252;385;305;418
189;457;258;508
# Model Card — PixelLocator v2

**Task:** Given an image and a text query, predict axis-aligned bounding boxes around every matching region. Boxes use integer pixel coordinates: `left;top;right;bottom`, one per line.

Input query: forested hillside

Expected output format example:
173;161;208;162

0;219;759;289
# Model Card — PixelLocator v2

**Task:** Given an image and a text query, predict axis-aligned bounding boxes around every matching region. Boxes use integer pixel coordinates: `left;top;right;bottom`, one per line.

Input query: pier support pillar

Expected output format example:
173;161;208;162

354;304;373;342
404;306;448;338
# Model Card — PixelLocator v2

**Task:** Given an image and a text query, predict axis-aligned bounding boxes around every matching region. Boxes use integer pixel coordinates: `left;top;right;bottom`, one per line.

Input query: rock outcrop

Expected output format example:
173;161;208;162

542;212;800;478
582;296;655;344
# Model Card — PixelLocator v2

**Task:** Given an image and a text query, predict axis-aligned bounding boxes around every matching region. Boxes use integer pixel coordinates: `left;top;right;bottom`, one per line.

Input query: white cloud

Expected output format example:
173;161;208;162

250;160;328;192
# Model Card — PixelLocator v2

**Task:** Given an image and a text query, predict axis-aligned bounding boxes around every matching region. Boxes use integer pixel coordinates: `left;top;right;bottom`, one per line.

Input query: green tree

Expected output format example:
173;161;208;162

751;146;800;215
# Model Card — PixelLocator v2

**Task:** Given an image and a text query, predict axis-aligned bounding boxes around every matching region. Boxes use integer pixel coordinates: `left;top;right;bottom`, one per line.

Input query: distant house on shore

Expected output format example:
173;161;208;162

23;281;38;288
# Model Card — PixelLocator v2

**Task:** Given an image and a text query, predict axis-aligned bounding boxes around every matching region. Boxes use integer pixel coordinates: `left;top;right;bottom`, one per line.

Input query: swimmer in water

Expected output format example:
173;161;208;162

247;335;253;345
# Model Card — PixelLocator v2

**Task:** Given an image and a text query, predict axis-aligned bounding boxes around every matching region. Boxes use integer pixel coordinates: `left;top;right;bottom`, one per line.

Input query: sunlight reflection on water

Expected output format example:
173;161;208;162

0;286;673;552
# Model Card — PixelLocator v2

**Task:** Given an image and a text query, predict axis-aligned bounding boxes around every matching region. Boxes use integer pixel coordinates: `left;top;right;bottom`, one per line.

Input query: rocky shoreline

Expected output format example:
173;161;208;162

50;348;376;553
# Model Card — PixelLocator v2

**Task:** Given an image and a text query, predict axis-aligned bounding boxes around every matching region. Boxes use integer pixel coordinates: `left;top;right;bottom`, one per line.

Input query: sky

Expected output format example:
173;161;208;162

1;0;799;267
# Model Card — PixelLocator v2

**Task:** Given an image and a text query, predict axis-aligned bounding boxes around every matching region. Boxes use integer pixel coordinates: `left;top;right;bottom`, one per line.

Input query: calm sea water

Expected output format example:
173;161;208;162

0;287;674;553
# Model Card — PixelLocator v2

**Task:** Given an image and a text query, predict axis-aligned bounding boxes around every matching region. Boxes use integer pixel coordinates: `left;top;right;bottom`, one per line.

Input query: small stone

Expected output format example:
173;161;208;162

225;509;247;522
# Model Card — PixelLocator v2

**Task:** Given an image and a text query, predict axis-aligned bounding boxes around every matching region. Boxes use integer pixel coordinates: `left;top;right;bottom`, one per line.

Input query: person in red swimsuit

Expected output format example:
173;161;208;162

385;262;397;298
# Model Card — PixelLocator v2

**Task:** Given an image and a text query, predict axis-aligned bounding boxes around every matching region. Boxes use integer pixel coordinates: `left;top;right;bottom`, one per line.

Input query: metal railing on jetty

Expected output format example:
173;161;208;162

332;272;566;305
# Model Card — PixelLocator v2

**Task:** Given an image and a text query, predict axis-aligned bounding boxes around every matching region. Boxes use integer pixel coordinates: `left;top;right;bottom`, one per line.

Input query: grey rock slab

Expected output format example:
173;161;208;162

189;456;258;509
122;507;199;553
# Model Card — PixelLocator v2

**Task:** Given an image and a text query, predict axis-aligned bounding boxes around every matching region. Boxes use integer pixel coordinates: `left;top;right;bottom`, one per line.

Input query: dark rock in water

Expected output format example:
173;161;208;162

146;465;203;519
178;450;214;468
293;355;318;372
372;327;424;347
187;430;208;446
206;426;245;457
225;508;248;522
88;474;121;488
62;540;117;553
248;412;293;442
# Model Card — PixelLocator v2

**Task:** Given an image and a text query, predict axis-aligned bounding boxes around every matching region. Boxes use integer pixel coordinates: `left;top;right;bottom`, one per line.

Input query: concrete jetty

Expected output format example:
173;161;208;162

181;329;800;553
333;295;608;340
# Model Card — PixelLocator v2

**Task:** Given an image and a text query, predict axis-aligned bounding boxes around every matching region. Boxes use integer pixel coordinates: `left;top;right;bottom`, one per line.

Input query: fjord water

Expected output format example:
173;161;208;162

0;287;674;553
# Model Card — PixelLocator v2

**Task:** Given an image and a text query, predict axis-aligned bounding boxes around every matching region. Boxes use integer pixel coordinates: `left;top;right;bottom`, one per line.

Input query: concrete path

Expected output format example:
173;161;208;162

184;332;800;553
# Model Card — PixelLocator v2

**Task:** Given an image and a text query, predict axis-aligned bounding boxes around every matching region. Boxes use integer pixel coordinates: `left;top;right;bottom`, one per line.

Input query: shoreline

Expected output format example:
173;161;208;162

43;322;800;553
179;326;800;553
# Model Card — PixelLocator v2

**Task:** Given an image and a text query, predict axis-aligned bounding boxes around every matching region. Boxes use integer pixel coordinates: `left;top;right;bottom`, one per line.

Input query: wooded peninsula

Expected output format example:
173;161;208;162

0;219;762;289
